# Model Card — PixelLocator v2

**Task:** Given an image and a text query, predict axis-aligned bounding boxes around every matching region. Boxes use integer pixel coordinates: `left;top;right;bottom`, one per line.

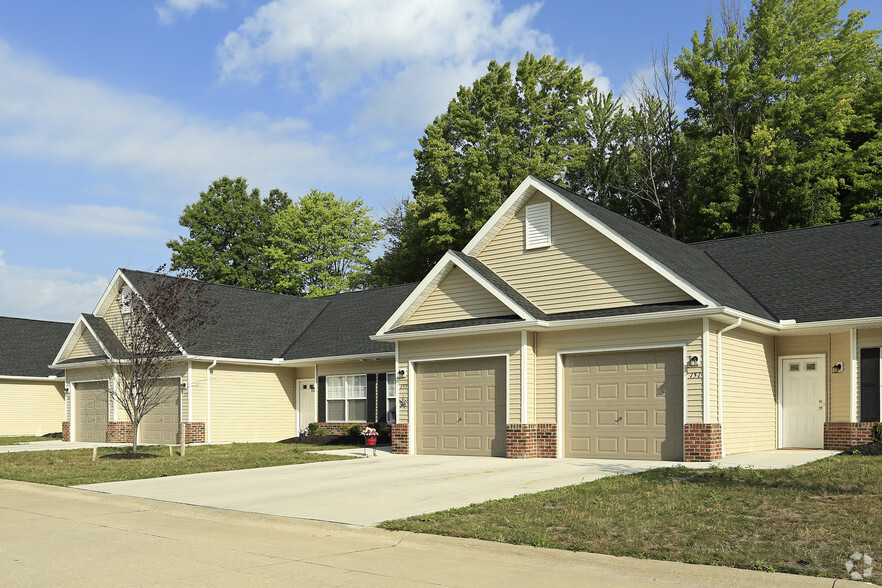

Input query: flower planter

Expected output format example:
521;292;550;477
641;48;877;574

366;436;377;446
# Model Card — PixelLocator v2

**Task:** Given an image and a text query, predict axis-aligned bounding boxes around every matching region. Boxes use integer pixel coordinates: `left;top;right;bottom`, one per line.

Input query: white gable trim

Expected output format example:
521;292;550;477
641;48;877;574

92;269;133;317
51;314;113;366
463;176;719;309
375;251;536;336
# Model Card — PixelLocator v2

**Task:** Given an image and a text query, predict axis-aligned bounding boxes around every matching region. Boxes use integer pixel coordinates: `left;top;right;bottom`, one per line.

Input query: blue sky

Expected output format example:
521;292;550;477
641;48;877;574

1;0;880;322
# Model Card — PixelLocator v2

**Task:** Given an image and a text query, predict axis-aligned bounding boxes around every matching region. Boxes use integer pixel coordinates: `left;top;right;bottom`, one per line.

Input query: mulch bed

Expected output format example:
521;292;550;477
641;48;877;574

840;441;882;456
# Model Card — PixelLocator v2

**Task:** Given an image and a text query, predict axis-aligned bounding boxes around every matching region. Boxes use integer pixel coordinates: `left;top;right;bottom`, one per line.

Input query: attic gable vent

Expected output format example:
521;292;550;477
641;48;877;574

525;201;551;249
119;286;133;314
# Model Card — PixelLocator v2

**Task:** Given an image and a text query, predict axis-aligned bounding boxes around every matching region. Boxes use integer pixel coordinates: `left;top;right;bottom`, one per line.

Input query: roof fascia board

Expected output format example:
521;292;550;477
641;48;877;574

50;315;111;366
373;320;544;341
462;177;537;257
376;252;458;335
92;269;130;316
0;375;63;382
184;352;395;367
776;316;882;334
448;256;535;321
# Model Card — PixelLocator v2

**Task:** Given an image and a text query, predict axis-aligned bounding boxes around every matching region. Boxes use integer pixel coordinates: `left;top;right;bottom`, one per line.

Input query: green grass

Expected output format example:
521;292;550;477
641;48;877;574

0;434;61;445
382;455;882;582
0;443;351;486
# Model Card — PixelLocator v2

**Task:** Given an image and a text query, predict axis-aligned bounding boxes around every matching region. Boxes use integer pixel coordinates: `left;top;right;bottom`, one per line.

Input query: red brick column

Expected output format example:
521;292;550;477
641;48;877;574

61;421;70;442
181;422;205;444
106;421;134;443
506;424;558;458
684;423;722;461
391;423;409;454
824;422;876;450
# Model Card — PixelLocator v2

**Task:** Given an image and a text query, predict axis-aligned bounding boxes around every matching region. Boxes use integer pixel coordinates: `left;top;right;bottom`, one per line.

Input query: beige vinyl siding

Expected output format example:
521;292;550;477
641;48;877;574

721;330;776;454
535;321;701;425
829;331;852;422
293;367;316;381
706;321;721;423
68;330;104;360
398;332;520;425
186;361;212;424
405;268;511;325
777;335;828;357
316;360;394;377
0;379;65;436
476;194;689;314
208;365;295;442
101;295;125;337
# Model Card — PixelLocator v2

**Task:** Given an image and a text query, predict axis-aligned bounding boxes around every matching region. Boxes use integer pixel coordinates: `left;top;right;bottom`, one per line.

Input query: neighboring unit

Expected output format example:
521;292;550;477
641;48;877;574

51;272;414;445
0;316;70;436
373;176;882;461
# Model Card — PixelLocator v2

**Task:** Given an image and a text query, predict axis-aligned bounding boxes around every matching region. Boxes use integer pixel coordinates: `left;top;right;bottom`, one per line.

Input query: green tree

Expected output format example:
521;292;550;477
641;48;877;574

265;190;383;297
167;177;291;289
372;53;594;285
676;0;882;239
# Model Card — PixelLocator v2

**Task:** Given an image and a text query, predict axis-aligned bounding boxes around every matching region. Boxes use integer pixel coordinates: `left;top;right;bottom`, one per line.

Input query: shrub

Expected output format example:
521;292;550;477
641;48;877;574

346;423;363;437
307;422;320;435
872;422;882;443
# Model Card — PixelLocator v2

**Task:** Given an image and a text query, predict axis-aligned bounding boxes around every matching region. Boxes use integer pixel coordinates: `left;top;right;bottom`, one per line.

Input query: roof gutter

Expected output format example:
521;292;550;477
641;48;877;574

0;375;64;383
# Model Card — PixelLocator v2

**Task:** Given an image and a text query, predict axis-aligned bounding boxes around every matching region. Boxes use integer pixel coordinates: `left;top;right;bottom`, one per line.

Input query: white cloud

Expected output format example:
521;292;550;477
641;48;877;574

0;204;167;241
0;251;109;322
0;40;392;205
155;0;223;26
217;0;563;132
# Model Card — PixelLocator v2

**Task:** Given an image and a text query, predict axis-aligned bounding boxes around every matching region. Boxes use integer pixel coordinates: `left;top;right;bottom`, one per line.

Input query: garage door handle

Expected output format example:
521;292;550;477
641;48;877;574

615;416;623;423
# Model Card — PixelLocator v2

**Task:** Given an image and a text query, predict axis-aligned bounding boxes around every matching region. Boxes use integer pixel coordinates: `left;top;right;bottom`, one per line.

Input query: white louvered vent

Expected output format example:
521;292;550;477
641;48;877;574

525;202;551;249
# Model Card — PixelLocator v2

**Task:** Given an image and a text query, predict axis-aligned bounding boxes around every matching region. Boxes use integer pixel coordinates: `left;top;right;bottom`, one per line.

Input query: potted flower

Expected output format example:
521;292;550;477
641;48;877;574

362;426;378;446
299;427;308;442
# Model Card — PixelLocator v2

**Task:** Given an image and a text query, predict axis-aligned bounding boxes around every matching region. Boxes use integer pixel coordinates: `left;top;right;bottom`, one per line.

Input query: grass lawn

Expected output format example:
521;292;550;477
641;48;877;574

0;434;63;445
0;443;351;486
383;455;881;582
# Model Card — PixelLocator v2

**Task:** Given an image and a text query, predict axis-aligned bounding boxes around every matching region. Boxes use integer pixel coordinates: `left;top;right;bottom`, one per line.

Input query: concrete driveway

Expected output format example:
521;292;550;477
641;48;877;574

76;447;837;526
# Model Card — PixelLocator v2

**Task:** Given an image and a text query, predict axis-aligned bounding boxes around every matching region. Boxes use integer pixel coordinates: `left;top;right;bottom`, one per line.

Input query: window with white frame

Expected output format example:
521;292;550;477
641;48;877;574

386;372;398;423
326;374;367;422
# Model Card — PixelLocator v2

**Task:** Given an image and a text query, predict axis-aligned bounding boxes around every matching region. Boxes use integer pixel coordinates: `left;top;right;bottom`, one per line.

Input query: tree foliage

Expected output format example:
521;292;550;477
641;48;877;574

676;0;882;239
372;53;595;284
167;176;291;290
264;190;383;297
103;268;217;454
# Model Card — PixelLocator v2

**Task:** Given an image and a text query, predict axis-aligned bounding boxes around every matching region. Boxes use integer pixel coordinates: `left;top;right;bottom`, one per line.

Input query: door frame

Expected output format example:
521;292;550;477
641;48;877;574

778;354;826;448
296;379;316;433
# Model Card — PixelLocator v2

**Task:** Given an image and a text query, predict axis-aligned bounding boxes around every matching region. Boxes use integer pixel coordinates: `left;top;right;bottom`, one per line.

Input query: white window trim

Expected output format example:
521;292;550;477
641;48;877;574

325;374;368;423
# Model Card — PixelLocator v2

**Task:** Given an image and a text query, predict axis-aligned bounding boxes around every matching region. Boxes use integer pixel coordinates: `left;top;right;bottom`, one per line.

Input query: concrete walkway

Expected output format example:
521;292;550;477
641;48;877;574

76;447;838;526
0;479;862;587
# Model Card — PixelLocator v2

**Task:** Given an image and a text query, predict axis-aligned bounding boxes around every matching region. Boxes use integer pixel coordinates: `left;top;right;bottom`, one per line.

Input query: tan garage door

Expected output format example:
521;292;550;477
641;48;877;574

564;348;683;460
139;379;180;445
416;357;506;456
76;381;108;442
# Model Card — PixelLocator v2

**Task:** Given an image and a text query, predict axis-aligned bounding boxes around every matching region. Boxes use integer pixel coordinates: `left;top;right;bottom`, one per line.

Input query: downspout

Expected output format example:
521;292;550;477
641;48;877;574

206;360;217;443
717;318;742;457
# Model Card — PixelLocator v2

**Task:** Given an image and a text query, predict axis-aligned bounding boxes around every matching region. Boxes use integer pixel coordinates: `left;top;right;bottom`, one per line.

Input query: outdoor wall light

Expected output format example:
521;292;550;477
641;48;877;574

687;355;701;368
832;362;844;373
398;369;406;377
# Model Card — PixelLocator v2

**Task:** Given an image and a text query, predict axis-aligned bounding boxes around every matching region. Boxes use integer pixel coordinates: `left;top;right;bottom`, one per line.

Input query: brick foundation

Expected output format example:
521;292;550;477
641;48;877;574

106;421;134;443
62;421;70;442
181;422;205;444
506;424;558;458
684;423;722;462
391;423;409;454
823;422;877;450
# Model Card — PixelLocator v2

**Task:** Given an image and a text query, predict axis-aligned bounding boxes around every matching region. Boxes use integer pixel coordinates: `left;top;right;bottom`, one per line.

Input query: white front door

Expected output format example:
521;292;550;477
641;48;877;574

781;356;825;448
296;380;316;432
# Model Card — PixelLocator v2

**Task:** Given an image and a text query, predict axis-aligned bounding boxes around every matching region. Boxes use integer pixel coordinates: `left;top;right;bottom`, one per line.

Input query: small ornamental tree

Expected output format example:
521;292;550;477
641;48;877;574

102;268;217;454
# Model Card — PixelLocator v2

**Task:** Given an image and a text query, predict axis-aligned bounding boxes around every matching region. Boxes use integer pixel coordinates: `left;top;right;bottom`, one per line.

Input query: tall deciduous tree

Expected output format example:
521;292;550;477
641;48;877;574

372;53;594;284
264;190;383;297
676;0;882;239
103;268;217;454
167;177;291;289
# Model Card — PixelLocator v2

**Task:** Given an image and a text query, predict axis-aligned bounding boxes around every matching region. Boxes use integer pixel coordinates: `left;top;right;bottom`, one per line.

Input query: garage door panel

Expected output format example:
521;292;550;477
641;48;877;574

565;349;683;460
139;379;180;445
76;381;108;442
416;357;506;457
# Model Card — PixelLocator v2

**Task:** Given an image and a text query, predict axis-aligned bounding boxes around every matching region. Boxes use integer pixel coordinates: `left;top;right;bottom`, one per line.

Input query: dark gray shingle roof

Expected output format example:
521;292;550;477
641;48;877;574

0;316;72;377
690;219;882;322
122;270;416;361
530;177;776;320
